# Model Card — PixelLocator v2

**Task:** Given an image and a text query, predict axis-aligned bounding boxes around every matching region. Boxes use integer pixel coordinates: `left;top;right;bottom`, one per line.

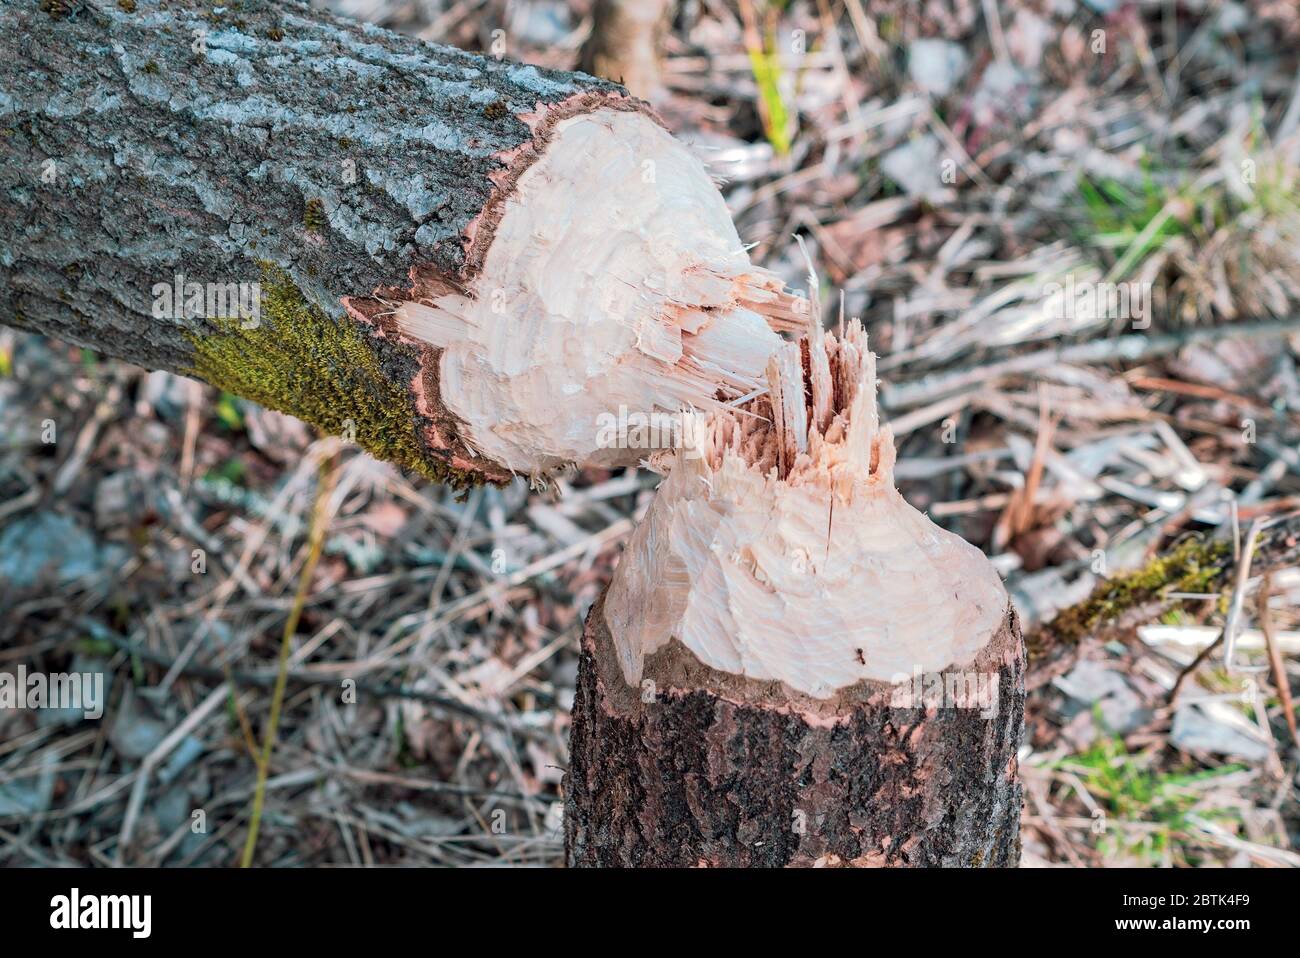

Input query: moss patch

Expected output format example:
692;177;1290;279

40;0;73;20
1030;536;1233;662
303;198;327;234
188;263;475;487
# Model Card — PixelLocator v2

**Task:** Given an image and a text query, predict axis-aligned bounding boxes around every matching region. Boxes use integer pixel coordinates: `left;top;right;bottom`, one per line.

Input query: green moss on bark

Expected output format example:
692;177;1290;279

1030;536;1233;662
188;263;475;487
303;198;327;235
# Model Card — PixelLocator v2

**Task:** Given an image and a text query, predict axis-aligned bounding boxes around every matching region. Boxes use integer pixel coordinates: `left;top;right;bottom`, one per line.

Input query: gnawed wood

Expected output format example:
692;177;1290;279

565;321;1025;867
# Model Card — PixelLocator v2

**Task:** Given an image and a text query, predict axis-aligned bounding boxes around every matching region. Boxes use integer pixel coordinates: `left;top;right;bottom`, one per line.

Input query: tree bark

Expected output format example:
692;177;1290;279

0;0;643;484
565;591;1025;867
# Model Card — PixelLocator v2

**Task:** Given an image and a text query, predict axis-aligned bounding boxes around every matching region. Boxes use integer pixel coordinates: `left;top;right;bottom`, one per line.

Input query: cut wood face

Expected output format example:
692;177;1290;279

393;108;798;478
604;321;1010;699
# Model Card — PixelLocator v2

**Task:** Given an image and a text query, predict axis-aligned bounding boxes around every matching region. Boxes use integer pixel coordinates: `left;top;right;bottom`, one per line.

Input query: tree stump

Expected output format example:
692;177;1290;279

565;323;1026;867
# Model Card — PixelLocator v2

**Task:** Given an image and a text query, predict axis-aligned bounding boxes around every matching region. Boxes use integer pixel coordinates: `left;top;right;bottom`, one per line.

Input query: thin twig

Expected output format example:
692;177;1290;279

1257;574;1299;750
240;446;340;868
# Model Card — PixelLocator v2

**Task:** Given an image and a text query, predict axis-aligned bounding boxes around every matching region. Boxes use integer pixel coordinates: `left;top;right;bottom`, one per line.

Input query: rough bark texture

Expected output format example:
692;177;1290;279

0;0;643;484
565;590;1026;867
1026;512;1300;690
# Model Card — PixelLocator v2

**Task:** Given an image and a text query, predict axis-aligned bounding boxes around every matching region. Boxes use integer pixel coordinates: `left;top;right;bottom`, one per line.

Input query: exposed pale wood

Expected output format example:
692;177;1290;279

604;321;1009;696
566;322;1025;867
386;107;791;476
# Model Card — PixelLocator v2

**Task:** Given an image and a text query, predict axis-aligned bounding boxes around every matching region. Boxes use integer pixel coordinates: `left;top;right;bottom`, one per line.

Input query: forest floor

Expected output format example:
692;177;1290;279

2;0;1298;867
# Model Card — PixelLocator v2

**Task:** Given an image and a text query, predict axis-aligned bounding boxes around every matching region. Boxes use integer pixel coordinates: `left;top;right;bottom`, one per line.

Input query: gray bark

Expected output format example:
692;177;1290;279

0;0;635;482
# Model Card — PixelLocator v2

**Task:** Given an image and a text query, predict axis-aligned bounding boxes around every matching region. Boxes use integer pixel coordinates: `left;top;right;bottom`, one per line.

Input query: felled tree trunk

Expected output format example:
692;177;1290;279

0;0;796;484
564;323;1026;867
